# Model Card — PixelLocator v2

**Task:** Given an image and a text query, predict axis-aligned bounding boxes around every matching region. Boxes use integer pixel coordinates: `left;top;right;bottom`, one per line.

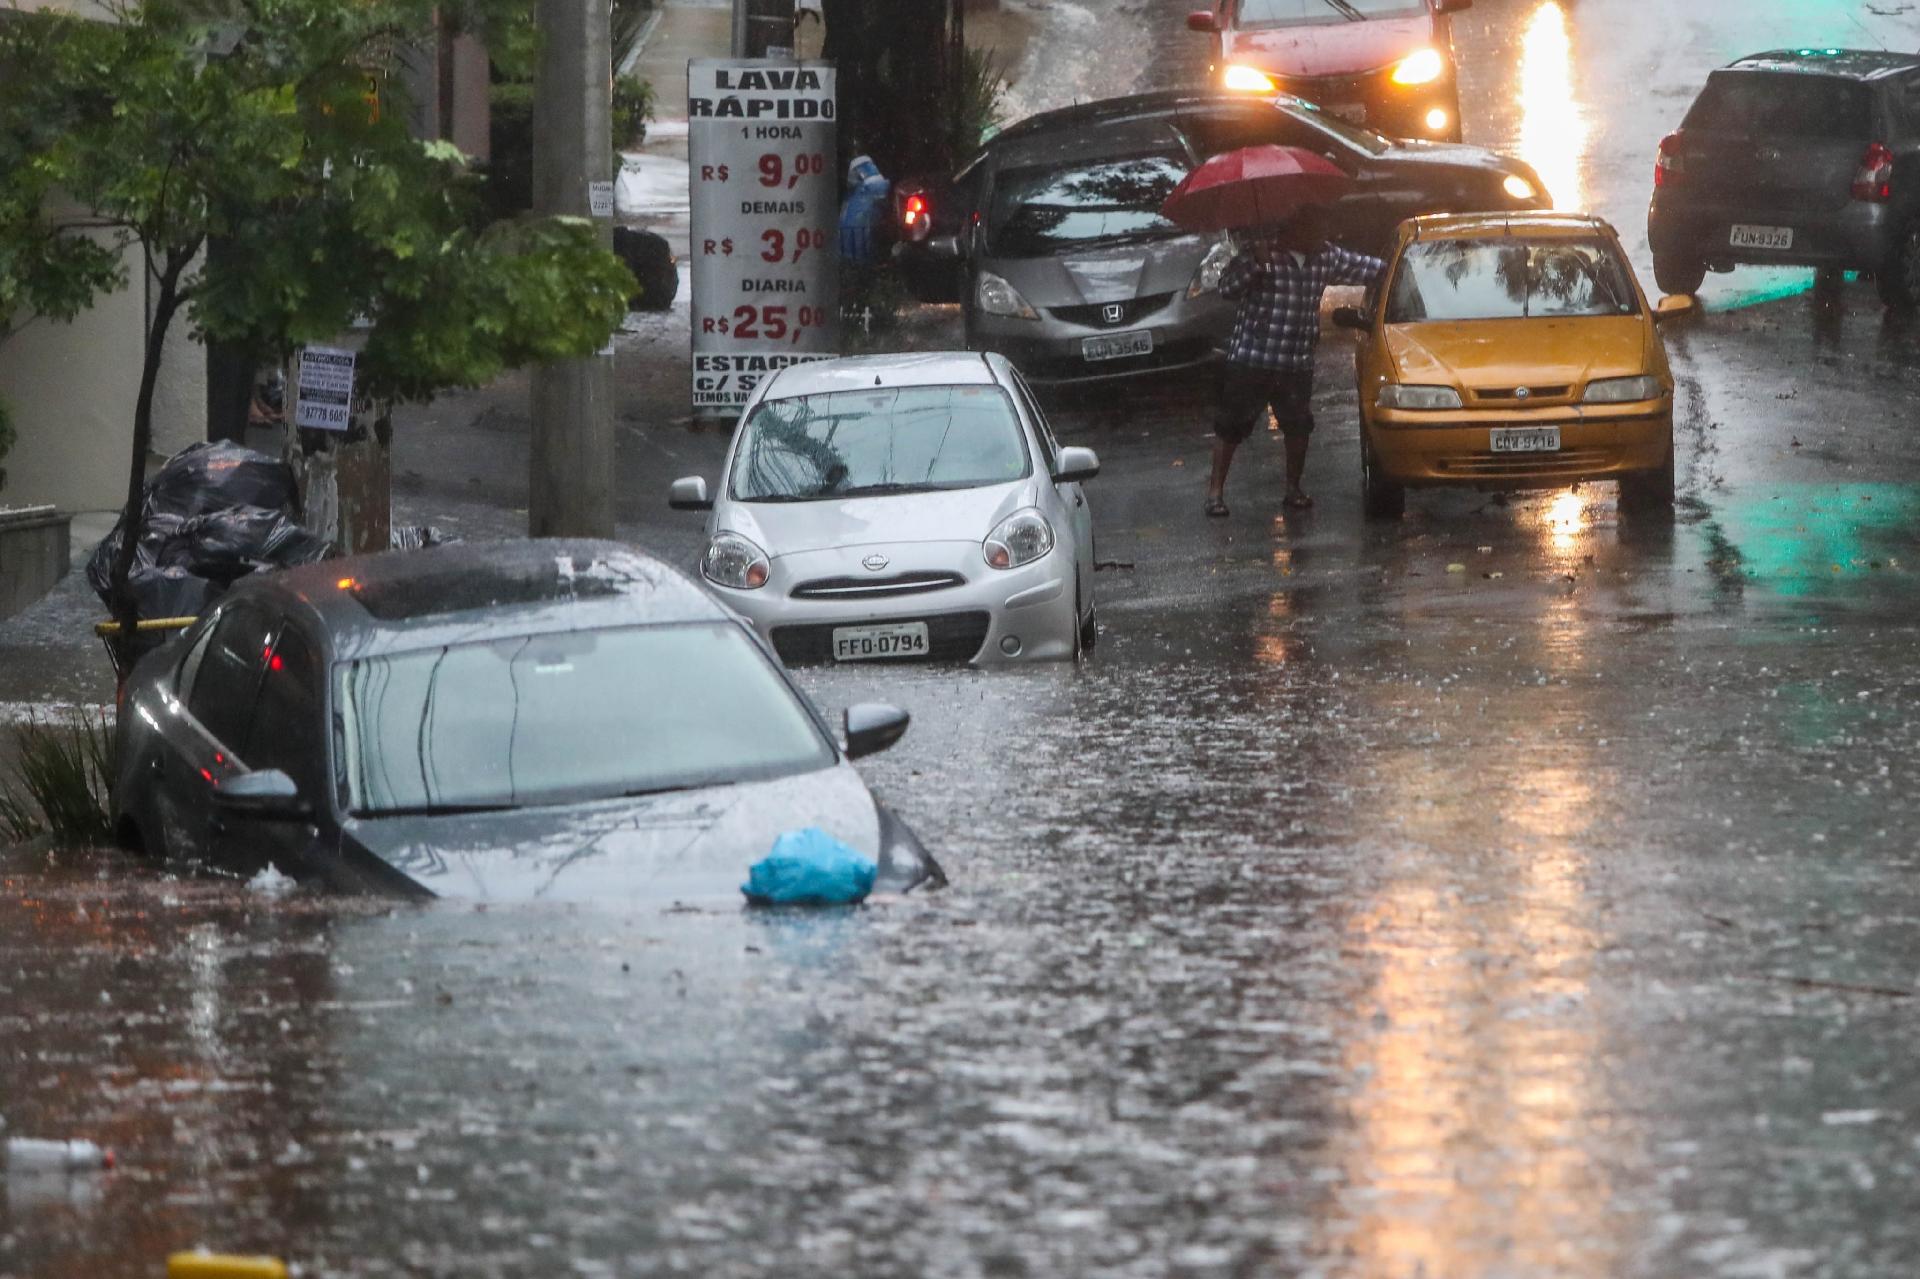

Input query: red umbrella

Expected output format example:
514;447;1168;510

1159;145;1353;233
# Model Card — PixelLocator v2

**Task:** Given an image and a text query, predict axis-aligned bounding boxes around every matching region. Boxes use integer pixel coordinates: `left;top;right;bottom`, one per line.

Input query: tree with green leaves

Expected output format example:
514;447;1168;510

0;0;633;630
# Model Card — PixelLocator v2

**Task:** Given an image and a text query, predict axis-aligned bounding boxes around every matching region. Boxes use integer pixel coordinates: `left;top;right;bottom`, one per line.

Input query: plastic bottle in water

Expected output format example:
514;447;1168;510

4;1138;114;1171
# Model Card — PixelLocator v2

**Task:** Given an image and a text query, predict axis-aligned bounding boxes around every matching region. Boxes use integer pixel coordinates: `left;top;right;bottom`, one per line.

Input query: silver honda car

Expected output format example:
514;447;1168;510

961;117;1234;383
668;352;1099;664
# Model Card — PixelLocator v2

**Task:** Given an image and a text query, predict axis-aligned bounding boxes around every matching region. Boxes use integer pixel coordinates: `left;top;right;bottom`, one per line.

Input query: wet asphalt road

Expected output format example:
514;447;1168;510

8;1;1920;1275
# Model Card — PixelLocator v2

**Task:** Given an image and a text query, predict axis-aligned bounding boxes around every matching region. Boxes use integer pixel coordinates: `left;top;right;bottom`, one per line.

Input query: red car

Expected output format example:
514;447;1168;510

1187;0;1471;142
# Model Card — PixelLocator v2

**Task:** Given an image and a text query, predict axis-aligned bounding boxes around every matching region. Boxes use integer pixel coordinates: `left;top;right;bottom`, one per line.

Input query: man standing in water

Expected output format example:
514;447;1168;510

1205;205;1385;517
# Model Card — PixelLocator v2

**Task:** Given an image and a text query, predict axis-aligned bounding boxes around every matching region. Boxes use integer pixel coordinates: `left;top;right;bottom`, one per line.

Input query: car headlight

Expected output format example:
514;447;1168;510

1390;48;1446;86
1376;383;1462;410
1222;64;1278;93
983;509;1054;570
976;271;1039;320
1581;375;1661;404
702;532;771;589
1188;240;1234;298
1502;174;1537;202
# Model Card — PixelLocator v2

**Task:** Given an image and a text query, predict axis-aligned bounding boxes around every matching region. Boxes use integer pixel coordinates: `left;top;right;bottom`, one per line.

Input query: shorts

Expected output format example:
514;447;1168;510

1214;363;1315;444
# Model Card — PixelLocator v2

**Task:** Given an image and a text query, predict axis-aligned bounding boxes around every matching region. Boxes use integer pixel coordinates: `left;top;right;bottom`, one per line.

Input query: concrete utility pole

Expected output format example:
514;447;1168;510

530;0;615;539
735;0;796;57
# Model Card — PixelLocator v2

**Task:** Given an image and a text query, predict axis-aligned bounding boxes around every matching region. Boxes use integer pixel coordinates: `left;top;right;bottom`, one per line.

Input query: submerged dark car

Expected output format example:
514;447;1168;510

109;540;944;904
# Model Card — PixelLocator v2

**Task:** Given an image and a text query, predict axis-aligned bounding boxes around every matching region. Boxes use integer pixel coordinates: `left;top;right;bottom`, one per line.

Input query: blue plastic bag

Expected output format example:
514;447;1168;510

743;828;877;906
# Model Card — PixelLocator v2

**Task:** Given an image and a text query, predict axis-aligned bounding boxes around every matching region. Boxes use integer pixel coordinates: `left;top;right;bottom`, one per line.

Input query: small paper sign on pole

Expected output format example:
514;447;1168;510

293;346;356;431
589;181;615;218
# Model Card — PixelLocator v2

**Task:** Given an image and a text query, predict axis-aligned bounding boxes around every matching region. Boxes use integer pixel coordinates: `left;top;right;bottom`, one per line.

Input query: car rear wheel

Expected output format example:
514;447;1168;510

1875;223;1920;311
1361;435;1404;521
1619;446;1676;511
1653;253;1707;297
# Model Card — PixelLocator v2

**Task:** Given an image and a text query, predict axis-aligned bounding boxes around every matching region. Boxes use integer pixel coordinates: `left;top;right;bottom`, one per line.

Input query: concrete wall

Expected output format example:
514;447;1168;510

0;236;205;516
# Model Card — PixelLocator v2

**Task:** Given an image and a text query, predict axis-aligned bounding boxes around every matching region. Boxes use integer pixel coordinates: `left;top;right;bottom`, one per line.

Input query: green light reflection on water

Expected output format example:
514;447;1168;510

1701;483;1917;597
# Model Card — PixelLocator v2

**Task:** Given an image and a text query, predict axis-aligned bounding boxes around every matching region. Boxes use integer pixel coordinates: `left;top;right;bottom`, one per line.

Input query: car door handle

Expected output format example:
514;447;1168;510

1074;492;1085;507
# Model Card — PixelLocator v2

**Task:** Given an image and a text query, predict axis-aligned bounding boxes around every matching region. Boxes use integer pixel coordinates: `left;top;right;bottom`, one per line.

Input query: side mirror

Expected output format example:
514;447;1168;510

1332;305;1374;331
1053;446;1100;484
924;234;961;261
216;768;308;820
1434;0;1470;12
1654;293;1697;323
844;703;910;760
668;476;713;511
1186;9;1219;32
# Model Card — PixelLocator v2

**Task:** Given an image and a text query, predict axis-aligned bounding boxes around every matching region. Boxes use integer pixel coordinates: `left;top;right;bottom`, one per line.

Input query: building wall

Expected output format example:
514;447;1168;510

0;233;202;515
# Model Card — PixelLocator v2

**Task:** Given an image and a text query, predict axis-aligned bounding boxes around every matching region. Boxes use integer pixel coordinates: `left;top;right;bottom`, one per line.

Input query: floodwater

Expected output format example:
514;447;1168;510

7;0;1920;1275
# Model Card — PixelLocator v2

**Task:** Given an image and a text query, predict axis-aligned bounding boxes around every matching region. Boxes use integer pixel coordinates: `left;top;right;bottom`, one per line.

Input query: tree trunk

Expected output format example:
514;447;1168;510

285;405;392;556
108;251;187;638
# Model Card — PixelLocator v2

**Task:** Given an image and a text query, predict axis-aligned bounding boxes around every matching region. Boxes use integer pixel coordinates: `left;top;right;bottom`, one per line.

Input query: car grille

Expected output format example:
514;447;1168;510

1048;292;1177;328
1473;385;1572;403
1437;448;1615;478
771;610;992;665
790;572;966;600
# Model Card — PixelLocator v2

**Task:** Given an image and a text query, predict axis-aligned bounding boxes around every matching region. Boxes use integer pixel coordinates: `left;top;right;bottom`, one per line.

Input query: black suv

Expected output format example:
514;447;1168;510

1649;49;1920;306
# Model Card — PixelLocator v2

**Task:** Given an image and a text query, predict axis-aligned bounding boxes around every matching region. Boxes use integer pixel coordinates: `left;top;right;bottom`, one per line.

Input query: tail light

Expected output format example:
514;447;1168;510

1852;142;1894;201
897;190;931;243
1654;133;1684;189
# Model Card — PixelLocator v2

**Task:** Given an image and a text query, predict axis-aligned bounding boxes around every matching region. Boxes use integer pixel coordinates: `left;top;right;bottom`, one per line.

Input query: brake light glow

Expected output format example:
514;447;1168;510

1222;64;1278;93
1654;134;1683;189
1852;142;1894;202
903;193;926;228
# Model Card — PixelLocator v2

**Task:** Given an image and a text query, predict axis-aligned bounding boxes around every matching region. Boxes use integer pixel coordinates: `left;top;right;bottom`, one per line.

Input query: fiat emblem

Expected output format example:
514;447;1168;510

1102;303;1125;325
1515;386;1531;400
862;554;890;572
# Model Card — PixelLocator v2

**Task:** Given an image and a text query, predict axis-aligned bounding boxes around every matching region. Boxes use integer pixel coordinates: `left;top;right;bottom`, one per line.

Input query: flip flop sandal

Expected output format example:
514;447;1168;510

1204;497;1230;518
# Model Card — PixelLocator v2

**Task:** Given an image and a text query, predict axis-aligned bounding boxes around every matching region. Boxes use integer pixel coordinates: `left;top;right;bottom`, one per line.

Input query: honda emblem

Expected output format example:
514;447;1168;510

862;554;890;572
1102;303;1125;325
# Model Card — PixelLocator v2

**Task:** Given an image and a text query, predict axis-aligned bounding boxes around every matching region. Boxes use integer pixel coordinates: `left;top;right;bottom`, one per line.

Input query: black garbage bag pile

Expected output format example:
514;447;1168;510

87;441;333;618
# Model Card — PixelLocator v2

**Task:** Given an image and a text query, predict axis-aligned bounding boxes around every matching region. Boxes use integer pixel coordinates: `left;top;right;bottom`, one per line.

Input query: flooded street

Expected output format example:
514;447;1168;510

7;0;1920;1275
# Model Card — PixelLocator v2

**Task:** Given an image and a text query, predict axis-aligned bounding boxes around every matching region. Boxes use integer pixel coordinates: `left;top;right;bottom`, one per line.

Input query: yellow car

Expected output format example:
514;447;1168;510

1335;212;1693;519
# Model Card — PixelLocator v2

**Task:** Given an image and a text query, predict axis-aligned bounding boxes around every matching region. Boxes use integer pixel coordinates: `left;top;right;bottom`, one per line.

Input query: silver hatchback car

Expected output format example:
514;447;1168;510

668;352;1099;665
962;118;1235;383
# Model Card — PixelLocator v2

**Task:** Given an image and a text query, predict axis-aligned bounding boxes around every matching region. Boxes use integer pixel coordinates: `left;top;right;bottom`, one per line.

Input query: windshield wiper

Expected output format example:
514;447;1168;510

834;482;943;497
1321;0;1367;20
621;779;736;799
370;802;520;817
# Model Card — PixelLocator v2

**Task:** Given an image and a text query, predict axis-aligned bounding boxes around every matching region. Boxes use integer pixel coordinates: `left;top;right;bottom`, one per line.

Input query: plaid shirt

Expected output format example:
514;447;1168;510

1219;236;1385;372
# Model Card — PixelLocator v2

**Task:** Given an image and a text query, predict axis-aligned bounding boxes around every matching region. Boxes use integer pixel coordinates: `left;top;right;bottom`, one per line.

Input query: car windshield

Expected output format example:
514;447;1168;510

335;623;834;815
1384;237;1640;323
1237;0;1427;28
1684;71;1873;139
989;151;1189;256
729;384;1031;502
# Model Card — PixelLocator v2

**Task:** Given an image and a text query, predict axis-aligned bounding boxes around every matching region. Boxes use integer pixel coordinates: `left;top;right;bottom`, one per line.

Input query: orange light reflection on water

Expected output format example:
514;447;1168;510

1519;1;1584;212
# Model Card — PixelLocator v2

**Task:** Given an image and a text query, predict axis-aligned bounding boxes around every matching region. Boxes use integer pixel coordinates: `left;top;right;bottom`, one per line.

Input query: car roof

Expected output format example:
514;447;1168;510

991;116;1189;170
987;89;1309;146
227;538;731;657
1403;211;1617;242
759;351;1002;400
1725;49;1920;81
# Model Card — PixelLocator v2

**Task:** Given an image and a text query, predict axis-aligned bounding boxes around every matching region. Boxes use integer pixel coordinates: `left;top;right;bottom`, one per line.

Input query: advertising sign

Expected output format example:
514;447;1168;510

688;59;838;415
293;346;356;431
